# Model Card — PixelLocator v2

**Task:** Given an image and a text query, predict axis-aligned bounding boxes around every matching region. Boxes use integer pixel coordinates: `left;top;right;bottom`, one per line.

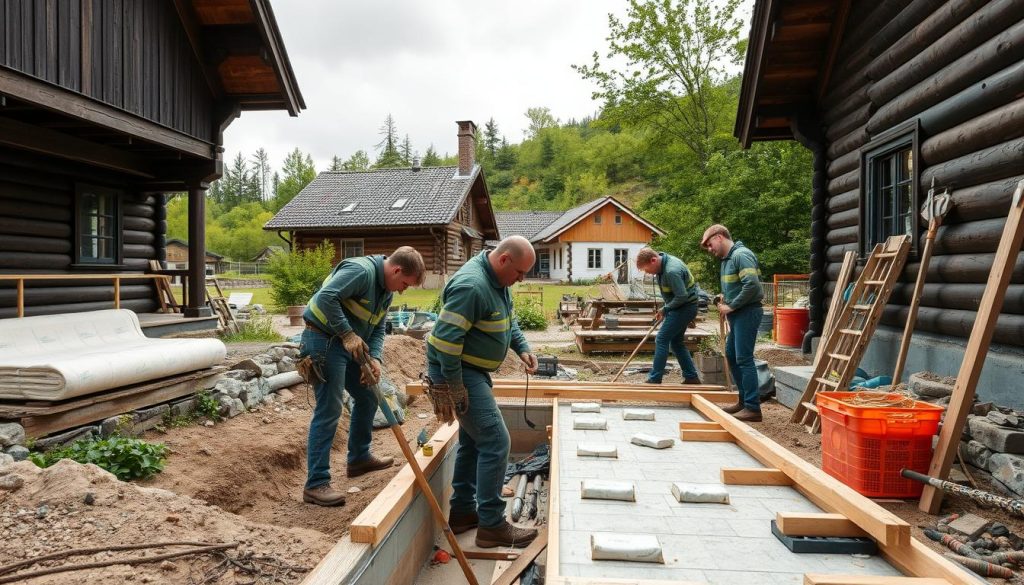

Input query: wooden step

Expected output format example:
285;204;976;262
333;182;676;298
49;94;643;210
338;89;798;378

865;280;886;285
815;377;840;388
828;353;851;361
851;304;873;311
801;401;818;413
839;328;863;335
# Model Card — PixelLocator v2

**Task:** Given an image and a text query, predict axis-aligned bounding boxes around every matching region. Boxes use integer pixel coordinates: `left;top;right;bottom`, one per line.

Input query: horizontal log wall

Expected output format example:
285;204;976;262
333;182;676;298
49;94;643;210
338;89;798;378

0;156;160;317
295;230;454;276
821;0;1024;345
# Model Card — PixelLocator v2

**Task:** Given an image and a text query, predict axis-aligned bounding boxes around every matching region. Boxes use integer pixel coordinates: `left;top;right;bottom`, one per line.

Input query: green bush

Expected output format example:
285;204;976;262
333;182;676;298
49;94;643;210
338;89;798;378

195;391;222;422
30;436;169;481
222;315;284;342
428;293;443;315
266;241;335;309
514;300;548;331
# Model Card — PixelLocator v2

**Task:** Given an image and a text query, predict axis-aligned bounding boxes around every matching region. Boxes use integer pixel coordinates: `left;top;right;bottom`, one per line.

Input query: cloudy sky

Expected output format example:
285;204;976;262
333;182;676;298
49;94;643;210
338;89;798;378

222;0;636;171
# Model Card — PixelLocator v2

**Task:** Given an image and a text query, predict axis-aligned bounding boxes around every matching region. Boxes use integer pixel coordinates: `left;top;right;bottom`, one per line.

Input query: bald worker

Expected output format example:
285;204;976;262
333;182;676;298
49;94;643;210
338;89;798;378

426;236;540;549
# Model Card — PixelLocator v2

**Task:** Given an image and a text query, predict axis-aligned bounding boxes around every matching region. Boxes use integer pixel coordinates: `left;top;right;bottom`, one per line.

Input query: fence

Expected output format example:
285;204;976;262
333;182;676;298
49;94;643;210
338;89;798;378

220;262;267;276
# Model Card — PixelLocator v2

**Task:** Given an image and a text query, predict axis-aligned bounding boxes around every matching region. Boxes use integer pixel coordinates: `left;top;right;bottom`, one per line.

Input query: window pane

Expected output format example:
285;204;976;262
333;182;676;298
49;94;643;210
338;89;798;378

78;189;118;262
899;150;912;183
899;182;913;235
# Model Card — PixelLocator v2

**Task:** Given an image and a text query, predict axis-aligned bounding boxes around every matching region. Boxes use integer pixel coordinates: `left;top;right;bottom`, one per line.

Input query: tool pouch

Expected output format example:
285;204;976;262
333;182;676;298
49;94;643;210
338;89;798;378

296;355;324;385
422;374;468;425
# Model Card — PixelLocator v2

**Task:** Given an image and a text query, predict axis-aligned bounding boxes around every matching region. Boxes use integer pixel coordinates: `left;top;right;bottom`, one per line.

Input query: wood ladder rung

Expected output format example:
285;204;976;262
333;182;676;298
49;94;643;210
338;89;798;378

865;280;886;285
851;304;873;311
801;401;818;413
828;353;851;361
815;377;840;388
875;252;899;257
839;328;863;335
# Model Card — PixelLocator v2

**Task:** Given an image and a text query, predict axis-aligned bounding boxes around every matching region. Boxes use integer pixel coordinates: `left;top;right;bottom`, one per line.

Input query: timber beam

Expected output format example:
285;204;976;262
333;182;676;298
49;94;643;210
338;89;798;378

404;380;734;404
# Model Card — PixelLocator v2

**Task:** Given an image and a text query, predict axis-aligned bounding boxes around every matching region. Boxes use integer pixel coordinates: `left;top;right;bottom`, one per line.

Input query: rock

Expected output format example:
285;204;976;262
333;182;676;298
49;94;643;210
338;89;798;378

276;388;294;403
947;468;970;485
203;420;215;427
214;378;245;399
5;445;29;462
368;378;406;429
417;413;428;419
0;453;14;468
132;405;170;434
169;398;197;419
260;364;279;378
968;417;1024;454
36;504;49;519
83;492;95;505
267;372;302;391
988;411;1019;427
990;523;1010;537
278;356;297;373
973;402;995;417
262;417;271;424
229;358;264;377
908;372;954;398
251;354;275;366
160;561;175;571
223;369;258;381
347;486;361;494
0;473;23;491
0;423;26;448
989;453;1024;496
948;513;993;540
962;440;993;470
270;347;290;361
227;399;244;418
99;416;130;437
34;426;97;451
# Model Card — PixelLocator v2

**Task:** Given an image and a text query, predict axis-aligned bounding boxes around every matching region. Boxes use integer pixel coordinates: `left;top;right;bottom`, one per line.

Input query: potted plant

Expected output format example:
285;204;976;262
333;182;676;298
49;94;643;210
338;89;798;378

266;242;335;326
695;334;726;384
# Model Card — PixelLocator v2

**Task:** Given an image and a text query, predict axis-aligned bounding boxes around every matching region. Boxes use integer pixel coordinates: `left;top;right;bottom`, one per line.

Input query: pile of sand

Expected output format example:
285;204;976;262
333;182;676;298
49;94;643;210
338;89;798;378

380;335;528;382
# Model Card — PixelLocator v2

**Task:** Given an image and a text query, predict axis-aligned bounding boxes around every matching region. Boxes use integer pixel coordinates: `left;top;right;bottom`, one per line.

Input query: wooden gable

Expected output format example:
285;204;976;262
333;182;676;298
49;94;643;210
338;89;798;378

557;202;658;243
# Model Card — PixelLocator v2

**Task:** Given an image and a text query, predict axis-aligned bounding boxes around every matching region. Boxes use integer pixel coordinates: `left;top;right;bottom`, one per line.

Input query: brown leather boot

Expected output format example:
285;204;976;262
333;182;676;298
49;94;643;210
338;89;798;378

449;510;479;534
722;402;744;414
475;520;538;548
303;484;346;507
683;377;702;385
733;408;763;422
347;455;395;478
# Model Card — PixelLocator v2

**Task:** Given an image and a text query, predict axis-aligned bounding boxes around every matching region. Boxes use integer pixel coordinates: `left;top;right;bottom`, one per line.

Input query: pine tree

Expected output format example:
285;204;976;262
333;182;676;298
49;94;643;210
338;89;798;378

400;134;413;166
251;148;272;202
495;137;517;170
329;155;344;171
374;114;404;168
483;118;500;159
422;145;441;166
272;148;317;211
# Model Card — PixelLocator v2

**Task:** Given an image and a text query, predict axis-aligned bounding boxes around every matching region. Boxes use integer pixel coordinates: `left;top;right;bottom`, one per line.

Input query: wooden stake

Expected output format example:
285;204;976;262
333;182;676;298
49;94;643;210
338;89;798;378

718;309;732;391
813;251;856;370
610;320;659;383
920;180;1024;514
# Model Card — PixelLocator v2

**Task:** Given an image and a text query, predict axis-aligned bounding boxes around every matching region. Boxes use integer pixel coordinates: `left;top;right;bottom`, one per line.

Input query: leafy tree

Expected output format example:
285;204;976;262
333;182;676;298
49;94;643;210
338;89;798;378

272;148;316;211
524;107;558;138
374;114;404;168
422;145;442;166
342;150;370;171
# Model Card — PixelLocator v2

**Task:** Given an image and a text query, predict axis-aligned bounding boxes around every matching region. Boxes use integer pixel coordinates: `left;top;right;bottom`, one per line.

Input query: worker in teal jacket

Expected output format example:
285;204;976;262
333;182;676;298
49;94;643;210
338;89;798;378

426;236;539;549
300;246;425;507
702;224;764;422
636;247;701;385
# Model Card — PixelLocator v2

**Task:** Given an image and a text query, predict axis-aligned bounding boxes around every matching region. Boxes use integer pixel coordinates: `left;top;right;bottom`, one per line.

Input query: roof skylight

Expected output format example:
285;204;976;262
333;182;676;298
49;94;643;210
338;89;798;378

391;198;409;209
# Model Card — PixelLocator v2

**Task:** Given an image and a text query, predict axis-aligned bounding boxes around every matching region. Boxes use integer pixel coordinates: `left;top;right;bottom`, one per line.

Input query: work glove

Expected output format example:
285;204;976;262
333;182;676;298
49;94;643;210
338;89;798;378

359;357;382;386
340;330;369;362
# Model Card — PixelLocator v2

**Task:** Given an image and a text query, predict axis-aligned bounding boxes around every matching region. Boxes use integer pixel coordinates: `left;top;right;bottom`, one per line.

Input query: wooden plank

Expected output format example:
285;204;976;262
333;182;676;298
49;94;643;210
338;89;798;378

776;513;868;537
814;251;856;369
17;368;225;438
921;180;1024;514
492;530;547;585
720;468;792;486
692;397;977;584
803;577;949;585
349;423;461;545
679;421;722;431
0;116;155;177
544;399;560;585
680;429;733;442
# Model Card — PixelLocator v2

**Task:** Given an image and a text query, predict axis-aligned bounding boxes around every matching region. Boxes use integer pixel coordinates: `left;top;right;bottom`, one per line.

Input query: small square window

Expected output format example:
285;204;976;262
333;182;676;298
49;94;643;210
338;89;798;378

75;184;121;265
614;213;622;224
594;214;602;224
342;239;363;258
587;248;602;269
391;198;409;209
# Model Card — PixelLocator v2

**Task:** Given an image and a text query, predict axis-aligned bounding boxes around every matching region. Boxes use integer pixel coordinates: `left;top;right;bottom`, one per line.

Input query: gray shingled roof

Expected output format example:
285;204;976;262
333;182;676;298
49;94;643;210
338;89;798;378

495;211;565;240
264;166;479;230
531;198;609;242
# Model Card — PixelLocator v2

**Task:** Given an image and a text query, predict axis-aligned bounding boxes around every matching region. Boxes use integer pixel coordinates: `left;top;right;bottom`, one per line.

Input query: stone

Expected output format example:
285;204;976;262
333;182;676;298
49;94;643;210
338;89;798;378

0;453;14;468
5;445;29;462
581;479;636;501
214;378;245;399
267;372;303;391
160;561;175;571
204;420;215;427
990;523;1010;538
908;372;954;398
229;358;264;377
34;426;97;451
260;364;278;378
623;409;655;421
962;440;994;470
347;486;361;494
988;411;1019;427
0;473;24;491
276;388;294;403
947;467;970;485
100;416;128;438
270;347;290;361
973;402;995;416
631;433;674;449
0;423;25;448
989;453;1024;496
241;377;271;408
573;416;607;431
169;398;197;419
969;417;1024;454
35;504;49;519
278;356;297;373
83;492;95;505
369;378;407;429
671;482;730;504
223;369;258;381
947;513;993;540
227;399;244;418
417;413;428;419
133;405;170;433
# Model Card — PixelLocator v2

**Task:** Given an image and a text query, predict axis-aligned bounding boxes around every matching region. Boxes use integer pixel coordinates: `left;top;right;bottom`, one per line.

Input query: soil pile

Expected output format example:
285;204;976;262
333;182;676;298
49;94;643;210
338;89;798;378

0;459;331;584
381;335;428;385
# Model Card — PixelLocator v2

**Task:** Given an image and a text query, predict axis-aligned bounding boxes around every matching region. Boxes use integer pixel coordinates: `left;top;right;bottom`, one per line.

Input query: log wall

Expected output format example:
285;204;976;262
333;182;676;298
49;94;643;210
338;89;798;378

820;0;1024;346
0;153;162;318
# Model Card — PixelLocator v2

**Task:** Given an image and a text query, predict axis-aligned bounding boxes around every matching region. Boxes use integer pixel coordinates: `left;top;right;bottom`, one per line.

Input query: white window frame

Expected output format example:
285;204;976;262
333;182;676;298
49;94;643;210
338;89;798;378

587;248;602;269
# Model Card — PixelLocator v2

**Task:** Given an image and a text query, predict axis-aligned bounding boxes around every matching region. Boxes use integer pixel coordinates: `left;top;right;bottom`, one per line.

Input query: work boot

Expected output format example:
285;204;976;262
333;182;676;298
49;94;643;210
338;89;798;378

722;402;744;414
449;510;479;534
683;377;702;385
347;455;395;478
303;484;346;507
733;408;763;422
475;520;538;549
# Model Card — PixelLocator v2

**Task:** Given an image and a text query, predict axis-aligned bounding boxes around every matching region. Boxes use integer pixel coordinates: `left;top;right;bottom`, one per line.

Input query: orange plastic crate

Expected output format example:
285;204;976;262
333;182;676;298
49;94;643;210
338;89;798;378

816;391;944;498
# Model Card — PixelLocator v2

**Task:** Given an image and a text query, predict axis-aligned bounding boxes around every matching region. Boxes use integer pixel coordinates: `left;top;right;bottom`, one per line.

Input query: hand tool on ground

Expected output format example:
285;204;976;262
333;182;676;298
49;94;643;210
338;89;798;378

527;474;542;519
611;320;659;383
358;356;479;585
713;294;732;392
892;179;952;384
510;473;528;522
902;469;1024;517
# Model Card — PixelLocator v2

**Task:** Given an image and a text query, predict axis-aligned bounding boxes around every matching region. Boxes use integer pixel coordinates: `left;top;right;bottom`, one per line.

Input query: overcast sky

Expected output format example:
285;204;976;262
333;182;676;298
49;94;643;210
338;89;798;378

222;0;638;172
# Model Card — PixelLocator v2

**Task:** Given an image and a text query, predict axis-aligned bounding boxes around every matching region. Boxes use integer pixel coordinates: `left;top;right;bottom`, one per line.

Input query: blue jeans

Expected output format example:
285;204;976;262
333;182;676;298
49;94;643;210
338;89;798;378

300;328;378;490
726;304;764;411
647;303;700;383
427;362;510;529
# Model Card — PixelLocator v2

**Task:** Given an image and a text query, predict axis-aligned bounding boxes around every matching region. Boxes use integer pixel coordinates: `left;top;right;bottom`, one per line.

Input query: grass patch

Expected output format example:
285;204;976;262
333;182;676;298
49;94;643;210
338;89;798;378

222;315;284;342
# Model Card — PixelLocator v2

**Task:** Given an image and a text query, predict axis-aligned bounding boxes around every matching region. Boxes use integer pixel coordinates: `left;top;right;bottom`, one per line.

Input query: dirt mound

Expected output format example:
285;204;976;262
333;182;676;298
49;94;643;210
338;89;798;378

0;459;331;584
755;347;811;368
495;349;528;378
382;334;428;385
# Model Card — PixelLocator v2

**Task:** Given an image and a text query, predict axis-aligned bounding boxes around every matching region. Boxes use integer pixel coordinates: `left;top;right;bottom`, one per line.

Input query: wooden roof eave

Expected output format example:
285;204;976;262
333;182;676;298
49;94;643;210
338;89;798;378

248;0;306;116
735;0;778;148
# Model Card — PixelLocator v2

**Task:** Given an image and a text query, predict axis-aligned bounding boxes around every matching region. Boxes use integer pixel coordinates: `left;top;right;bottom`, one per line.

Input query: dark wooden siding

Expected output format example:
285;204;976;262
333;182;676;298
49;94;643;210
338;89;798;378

0;155;163;318
0;0;213;141
820;0;1024;346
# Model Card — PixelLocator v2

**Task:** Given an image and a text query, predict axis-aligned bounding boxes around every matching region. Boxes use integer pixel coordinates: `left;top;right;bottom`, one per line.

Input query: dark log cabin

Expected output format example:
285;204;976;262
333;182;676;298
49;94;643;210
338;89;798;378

736;0;1024;404
265;121;500;289
0;0;303;333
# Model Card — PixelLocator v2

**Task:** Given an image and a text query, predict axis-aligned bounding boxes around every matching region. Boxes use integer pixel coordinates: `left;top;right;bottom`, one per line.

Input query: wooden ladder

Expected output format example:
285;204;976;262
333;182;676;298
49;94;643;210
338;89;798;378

205;276;239;333
790;235;912;433
148;260;180;313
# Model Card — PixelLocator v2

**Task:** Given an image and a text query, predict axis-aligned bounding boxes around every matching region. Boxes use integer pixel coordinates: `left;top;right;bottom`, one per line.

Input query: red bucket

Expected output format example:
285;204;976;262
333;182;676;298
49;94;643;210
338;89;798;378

775;307;808;347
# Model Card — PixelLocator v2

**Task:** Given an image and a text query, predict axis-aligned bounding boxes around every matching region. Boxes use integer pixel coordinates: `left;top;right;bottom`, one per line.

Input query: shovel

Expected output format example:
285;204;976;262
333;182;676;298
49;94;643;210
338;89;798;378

891;179;952;384
358;357;479;585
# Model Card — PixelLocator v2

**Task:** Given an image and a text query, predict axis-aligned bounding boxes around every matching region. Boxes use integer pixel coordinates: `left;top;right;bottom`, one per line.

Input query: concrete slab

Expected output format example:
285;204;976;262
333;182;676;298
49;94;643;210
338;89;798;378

553;403;904;582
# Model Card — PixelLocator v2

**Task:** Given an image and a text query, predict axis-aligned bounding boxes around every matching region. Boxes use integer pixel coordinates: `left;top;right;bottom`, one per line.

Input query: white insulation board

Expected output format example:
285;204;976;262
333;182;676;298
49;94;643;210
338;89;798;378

574;416;608;430
591;533;664;563
631;432;674;449
671;482;730;504
581;479;636;501
576;443;618;458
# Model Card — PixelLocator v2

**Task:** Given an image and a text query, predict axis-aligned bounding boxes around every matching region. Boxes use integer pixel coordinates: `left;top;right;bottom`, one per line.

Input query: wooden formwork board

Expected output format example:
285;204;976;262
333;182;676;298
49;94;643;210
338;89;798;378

405;380;734;404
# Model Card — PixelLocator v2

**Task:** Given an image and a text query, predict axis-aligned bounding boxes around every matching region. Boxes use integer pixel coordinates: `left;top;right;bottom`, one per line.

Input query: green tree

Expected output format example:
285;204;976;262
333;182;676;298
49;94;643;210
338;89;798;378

495;137;517;171
374;114;404;168
342;150;370;171
483;117;501;160
272;148;317;211
524;107;558;138
252;148;272;202
400;134;413;166
422;145;442;166
329;155;344;171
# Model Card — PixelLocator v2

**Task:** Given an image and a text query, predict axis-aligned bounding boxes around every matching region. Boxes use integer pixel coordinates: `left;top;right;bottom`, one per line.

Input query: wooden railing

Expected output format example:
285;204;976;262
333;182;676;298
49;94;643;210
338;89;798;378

0;274;172;317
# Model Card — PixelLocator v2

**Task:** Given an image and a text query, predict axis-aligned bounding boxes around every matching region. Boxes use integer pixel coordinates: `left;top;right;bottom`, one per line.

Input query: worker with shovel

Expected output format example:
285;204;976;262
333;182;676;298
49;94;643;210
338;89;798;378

299;246;426;507
701;224;764;422
636;247;702;385
425;236;540;548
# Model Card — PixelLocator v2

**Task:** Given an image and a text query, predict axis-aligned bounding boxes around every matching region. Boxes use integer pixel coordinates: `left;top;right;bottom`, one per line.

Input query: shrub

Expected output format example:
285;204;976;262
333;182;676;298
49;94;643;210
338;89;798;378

30;436;169;481
195;391;222;422
266;241;335;309
222;315;284;343
514;300;548;331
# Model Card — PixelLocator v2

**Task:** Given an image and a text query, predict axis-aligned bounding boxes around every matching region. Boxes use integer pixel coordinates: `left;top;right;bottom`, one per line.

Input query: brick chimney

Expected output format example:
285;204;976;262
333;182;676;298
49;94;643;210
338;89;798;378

457;120;477;176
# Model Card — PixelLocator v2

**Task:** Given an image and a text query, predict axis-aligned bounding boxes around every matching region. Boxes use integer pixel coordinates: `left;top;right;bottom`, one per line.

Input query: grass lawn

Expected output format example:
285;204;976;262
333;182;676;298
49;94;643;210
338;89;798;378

174;282;600;318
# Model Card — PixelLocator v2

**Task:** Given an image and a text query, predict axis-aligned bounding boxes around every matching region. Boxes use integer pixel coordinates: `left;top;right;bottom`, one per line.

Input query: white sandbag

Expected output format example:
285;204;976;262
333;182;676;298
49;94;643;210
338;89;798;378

581;479;635;501
671;482;730;504
571;402;601;413
576;443;618;458
574;416;608;430
630;432;674;449
591;533;664;563
623;408;655;421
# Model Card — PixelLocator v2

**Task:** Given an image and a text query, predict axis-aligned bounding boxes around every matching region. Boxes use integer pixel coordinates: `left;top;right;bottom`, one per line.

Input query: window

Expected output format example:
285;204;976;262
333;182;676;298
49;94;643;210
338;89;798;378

75;184;120;265
452;237;463;260
593;213;602;224
339;202;357;213
587;248;602;269
860;120;920;255
614;213;622;225
342;239;364;258
391;198;409;209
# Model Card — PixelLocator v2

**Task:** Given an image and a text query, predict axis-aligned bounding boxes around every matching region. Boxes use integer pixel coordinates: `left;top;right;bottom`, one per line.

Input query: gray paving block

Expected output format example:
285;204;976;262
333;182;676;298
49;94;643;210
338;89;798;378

968;416;1024;454
671;482;730;504
591;533;664;563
